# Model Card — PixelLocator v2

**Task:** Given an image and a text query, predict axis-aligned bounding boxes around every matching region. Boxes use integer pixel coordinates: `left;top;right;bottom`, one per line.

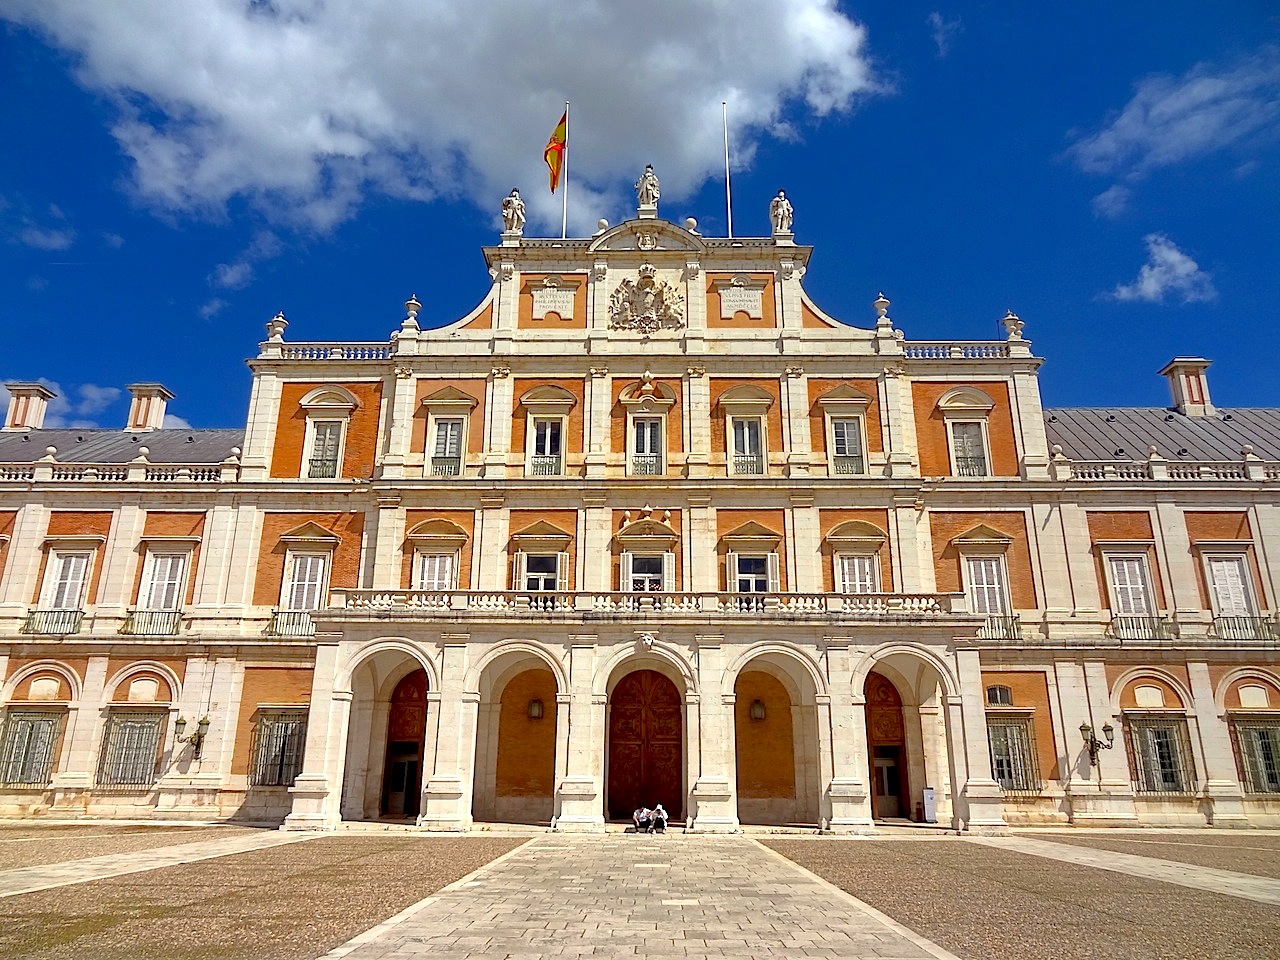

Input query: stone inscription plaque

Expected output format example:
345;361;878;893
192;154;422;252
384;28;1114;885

719;284;764;319
531;285;576;321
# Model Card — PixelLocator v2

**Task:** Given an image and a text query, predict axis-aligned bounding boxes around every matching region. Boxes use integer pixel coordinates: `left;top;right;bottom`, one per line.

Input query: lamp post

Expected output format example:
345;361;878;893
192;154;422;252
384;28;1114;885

174;715;211;760
1080;721;1115;767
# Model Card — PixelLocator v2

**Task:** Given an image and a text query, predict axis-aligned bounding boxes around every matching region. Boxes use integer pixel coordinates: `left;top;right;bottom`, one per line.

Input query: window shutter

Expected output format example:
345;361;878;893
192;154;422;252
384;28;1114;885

1209;557;1252;616
1108;556;1151;615
839;555;877;594
512;551;526;591
619;551;633;592
965;556;1007;615
766;552;781;592
725;552;738;592
50;553;89;608
287;555;328;611
145;554;187;610
556;551;571;591
662;552;676;592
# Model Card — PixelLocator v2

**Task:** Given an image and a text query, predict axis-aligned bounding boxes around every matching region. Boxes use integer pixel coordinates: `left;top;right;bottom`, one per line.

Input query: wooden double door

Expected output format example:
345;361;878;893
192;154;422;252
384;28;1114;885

382;669;426;818
607;670;683;820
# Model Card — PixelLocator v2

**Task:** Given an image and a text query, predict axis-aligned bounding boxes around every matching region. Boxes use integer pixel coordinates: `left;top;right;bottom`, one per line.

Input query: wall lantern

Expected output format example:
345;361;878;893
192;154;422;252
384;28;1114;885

749;699;766;722
528;698;544;720
174;715;211;760
1079;721;1115;766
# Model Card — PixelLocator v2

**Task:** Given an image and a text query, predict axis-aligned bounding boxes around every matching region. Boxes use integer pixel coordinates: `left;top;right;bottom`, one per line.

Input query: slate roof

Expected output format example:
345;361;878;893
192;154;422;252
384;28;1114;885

0;429;245;464
1044;408;1280;461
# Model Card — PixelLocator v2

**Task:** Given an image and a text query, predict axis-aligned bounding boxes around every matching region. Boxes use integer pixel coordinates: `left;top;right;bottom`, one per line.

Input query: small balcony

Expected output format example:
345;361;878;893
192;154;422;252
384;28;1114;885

978;615;1022;640
430;456;461;477
831;455;866;476
121;609;182;636
22;609;84;635
1110;615;1175;641
732;453;764;476
267;610;316;637
630;453;662;476
1213;616;1278;641
308;457;339;479
954;456;989;477
529;454;563;477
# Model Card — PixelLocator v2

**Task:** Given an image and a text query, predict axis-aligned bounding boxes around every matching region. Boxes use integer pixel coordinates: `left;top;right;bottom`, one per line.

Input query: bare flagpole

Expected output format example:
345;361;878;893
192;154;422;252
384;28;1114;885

561;101;570;239
723;100;734;239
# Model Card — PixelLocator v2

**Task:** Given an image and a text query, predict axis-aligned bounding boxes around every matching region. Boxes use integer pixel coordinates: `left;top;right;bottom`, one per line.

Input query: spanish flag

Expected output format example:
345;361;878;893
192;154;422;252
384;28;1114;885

544;109;567;194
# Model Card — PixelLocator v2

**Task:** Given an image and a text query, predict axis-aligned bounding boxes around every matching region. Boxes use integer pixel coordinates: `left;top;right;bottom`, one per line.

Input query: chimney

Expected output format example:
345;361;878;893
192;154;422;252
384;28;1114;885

4;382;57;430
1159;357;1215;417
125;383;174;431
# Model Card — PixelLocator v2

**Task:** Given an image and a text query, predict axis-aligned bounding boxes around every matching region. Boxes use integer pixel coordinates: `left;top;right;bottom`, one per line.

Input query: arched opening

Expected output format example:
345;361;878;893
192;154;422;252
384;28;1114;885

472;659;558;825
607;669;683;821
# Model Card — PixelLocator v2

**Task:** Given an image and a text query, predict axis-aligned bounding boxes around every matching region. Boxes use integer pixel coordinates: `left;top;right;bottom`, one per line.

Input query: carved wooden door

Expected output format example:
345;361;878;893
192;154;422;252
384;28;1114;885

864;671;908;820
383;669;427;817
608;670;683;820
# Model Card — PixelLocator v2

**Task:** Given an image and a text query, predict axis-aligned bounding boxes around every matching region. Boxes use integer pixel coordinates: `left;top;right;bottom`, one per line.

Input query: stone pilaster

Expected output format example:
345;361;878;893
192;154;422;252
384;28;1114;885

824;640;873;832
951;648;1007;833
689;637;737;832
482;366;513;479
554;640;605;831
283;642;348;830
1187;661;1248;825
419;638;474;831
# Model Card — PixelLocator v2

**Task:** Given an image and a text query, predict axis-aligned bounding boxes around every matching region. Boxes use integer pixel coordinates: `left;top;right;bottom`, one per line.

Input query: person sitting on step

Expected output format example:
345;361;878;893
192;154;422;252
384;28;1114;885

633;805;652;833
650;803;668;834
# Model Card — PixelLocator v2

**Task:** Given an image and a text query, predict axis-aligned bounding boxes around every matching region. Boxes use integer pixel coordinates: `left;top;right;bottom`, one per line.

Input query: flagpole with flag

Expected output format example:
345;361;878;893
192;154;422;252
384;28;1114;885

544;103;569;239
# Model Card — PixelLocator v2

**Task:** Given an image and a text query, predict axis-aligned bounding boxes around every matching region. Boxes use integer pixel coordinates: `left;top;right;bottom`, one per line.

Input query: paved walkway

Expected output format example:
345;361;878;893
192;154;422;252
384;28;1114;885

325;834;961;960
965;835;1280;906
0;827;315;898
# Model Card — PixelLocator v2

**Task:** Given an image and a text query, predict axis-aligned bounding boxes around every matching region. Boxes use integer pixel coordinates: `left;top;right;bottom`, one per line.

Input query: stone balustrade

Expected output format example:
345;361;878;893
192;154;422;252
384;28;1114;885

0;460;238;483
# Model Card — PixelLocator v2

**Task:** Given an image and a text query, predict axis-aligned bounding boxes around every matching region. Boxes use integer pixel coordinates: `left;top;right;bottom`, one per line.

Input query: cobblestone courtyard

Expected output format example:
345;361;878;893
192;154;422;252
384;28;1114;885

0;824;1276;960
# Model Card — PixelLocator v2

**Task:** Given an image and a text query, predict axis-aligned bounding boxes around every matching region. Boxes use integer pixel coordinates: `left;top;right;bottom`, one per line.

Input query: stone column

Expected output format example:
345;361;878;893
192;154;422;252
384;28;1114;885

1009;367;1051;480
1153;501;1203;626
554;639;605;831
473;496;508;590
684;366;711;478
689;637;737;831
585;367;612;479
893;497;933;593
781;366;811;477
379;371;417;479
687;495;717;593
95;503;144;616
155;656;223;815
419;637;474;830
370;497;404;590
788;494;821;593
825;641;873;832
482;366;513;479
51;655;108;812
239;369;281;480
1070;659;1138;823
1187;661;1248;824
877;366;918;478
284;642;349;830
0;503;49;615
580;495;611;592
950;648;1007;833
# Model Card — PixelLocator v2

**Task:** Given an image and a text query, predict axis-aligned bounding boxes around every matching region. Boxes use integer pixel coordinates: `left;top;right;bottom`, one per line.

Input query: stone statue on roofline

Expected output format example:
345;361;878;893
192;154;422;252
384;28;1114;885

501;188;526;235
635;164;661;207
770;189;793;234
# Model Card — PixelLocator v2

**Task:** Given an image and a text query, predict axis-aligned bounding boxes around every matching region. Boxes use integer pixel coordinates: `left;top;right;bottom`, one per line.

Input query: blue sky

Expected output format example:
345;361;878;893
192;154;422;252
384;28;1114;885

1;2;1278;429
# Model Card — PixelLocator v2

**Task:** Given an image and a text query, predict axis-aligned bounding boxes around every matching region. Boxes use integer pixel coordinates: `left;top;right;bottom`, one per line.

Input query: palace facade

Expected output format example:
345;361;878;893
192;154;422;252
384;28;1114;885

1;193;1279;833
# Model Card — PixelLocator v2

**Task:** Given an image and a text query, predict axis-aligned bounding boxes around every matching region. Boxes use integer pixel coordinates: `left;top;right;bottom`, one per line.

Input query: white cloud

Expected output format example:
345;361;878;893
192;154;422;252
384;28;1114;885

199;297;228;319
927;13;962;58
1090;184;1131;219
1107;233;1217;304
162;413;192;429
102;231;125;248
210;229;282;289
0;0;878;232
18;224;76;250
75;383;122;415
1070;49;1280;180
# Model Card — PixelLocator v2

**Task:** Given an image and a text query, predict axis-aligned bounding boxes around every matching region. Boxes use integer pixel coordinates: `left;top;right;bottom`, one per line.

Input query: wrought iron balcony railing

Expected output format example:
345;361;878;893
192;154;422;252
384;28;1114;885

308;457;339;479
1213;616;1278;641
732;453;765;475
430;456;461;477
831;455;866;476
121;609;183;636
954;456;989;477
978;615;1022;640
266;610;316;637
22;609;84;635
529;454;563;477
1110;615;1175;641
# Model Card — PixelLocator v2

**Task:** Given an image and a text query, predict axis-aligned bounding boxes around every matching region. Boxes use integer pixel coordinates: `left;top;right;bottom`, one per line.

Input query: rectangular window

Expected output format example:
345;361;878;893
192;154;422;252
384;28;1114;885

987;716;1040;793
1127;716;1194;794
965;556;1008;615
630;555;664;591
631;418;663;475
1233;719;1280;794
308;421;343;479
46;552;90;609
524;554;561;591
837;555;878;594
430;419;464;477
949;421;988;476
531;419;563;476
0;711;61;785
285;554;328;611
250;712;308;787
1107;555;1153;615
414;553;456;591
731;418;764;475
1207;556;1255;617
830;418;865;475
144;554;187;610
96;710;164;787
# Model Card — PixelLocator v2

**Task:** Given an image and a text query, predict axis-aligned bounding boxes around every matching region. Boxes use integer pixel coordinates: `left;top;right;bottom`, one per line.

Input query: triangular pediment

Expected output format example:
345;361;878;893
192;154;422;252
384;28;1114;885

817;384;873;405
421;386;479;408
720;520;781;544
952;523;1013;545
588;218;708;254
511;520;573;543
279;521;341;545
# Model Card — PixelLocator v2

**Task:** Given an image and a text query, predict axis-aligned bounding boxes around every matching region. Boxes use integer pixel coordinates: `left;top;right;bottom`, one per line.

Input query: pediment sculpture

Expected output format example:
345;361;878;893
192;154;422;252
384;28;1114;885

609;263;685;335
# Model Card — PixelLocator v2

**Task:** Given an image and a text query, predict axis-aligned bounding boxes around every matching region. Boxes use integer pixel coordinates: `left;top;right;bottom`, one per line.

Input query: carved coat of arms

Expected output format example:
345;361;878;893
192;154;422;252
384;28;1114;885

609;264;685;335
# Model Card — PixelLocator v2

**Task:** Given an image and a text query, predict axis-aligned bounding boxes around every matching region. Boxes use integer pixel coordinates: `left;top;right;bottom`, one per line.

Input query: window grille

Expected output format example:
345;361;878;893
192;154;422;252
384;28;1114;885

431;419;464;476
1232;719;1280;794
0;711;62;786
837;555;878;594
96;710;165;787
308;421;342;478
414;554;455;591
1125;716;1196;795
250;713;308;787
987;716;1040;794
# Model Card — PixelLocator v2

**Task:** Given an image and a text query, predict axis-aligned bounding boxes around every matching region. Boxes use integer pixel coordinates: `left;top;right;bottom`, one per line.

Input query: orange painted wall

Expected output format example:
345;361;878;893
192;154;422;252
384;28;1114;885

1117;675;1186;710
911;380;1019;477
129;512;206;605
409;379;487;455
458;300;494;331
609;377;685;455
807;380;883;454
1105;662;1190;701
34;512;113;604
1222;673;1280;710
1086;511;1167;611
929;512;1036;608
7;658;89;701
609;509;682;590
508;509;578;588
0;511;14;585
819;508;893;592
716;509;787;590
981;671;1060;780
107;670;174;703
269;381;383;480
518;274;589;329
511;378;585;456
253;513;365;606
1184;511;1268;609
400;509;476;589
494;668;557;797
706;273;777;328
709;379;784;457
734;671;796;798
230;667;315;776
800;299;839;329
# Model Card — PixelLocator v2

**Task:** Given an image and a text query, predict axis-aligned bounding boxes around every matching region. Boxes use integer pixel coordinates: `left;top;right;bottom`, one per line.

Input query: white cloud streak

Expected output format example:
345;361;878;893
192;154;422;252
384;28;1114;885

1107;233;1216;304
0;0;879;232
927;13;962;58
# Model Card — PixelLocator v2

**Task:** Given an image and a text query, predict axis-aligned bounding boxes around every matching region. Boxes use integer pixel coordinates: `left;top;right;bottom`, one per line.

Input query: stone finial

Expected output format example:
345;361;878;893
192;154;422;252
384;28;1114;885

403;294;422;332
266;311;288;341
684;217;699;234
873;293;892;332
1002;310;1025;341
